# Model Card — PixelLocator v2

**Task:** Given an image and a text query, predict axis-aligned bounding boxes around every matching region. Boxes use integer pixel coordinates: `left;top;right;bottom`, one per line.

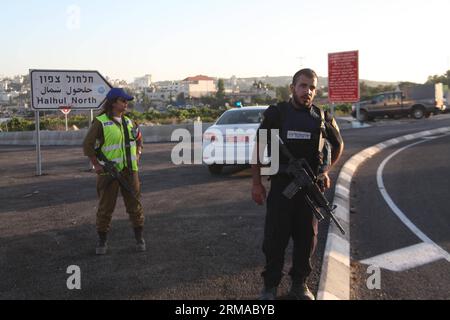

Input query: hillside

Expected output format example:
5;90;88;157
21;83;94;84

233;76;398;90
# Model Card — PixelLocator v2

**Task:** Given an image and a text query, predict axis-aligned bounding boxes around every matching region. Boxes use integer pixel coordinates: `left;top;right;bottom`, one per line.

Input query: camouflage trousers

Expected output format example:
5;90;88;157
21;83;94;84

96;168;144;233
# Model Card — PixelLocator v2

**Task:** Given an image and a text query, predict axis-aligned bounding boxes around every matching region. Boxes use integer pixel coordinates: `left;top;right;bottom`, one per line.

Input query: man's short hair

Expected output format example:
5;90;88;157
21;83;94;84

292;68;318;85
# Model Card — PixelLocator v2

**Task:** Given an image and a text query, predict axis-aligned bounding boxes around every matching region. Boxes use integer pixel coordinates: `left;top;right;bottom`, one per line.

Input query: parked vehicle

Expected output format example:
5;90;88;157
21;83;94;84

444;92;450;113
352;83;445;121
202;106;268;174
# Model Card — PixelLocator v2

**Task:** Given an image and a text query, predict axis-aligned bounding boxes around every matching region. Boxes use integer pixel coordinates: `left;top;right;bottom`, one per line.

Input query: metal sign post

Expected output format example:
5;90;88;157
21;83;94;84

356;102;361;123
88;109;95;171
35;110;42;176
59;107;71;131
30;69;112;176
89;109;94;127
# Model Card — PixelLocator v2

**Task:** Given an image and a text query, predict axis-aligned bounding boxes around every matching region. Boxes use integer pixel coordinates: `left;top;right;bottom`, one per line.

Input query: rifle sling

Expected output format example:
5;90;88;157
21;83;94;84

122;117;133;172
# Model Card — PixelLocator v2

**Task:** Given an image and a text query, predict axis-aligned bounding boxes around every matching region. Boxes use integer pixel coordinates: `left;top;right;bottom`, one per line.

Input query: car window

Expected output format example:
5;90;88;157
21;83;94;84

216;109;264;125
375;95;385;103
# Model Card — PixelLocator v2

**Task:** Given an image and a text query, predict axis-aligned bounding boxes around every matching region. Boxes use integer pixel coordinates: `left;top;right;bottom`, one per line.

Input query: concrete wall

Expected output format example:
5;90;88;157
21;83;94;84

0;123;214;146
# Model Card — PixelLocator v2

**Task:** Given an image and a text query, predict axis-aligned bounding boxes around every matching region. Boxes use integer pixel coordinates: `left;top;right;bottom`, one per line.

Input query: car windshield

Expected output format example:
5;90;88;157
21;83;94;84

216;109;264;125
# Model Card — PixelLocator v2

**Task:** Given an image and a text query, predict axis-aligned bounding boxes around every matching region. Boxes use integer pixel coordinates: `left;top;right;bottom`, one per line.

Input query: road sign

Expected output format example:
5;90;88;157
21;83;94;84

30;70;112;110
59;107;71;132
59;107;71;115
328;51;359;103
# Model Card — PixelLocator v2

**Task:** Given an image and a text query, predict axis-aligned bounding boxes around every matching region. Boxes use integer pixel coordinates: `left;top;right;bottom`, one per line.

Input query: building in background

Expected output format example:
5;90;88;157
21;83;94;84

182;75;217;98
133;74;152;89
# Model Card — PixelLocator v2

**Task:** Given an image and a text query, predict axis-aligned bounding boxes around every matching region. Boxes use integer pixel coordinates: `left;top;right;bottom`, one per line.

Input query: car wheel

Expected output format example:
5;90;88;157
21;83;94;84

412;106;425;119
208;164;223;175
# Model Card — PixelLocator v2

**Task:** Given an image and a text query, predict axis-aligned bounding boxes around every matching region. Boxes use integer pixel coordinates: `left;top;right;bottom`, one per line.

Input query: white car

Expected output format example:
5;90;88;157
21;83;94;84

203;106;269;174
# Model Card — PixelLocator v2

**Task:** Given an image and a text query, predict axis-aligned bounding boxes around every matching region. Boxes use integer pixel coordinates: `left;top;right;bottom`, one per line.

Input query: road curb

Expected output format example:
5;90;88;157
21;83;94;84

317;126;450;300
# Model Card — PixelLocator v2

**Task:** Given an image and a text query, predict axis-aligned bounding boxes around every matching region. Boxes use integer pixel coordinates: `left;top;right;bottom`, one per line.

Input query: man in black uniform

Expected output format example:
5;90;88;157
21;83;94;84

251;68;344;300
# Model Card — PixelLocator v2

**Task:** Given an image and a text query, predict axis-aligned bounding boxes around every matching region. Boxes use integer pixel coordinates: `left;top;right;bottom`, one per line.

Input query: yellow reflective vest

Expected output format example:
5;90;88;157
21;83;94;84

96;114;138;171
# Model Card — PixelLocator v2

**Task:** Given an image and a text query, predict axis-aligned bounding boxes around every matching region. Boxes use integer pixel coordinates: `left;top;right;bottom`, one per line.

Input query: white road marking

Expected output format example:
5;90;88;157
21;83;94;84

360;243;445;272
375;135;450;266
319;126;450;300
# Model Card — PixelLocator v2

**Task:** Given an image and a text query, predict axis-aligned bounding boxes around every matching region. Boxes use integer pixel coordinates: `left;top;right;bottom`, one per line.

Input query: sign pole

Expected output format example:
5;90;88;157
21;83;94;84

30;69;112;175
35;110;42;176
87;109;94;171
356;102;361;123
89;109;94;127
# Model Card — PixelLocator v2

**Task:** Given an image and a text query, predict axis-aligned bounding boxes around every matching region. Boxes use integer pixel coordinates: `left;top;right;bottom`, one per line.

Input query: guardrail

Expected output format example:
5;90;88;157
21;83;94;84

0;123;214;146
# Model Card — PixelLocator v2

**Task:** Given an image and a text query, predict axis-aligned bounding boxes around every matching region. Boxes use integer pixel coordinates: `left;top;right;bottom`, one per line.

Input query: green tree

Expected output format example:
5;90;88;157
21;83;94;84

6;117;35;131
426;70;450;86
216;79;225;100
253;80;273;90
360;81;396;100
276;86;290;102
176;92;186;106
398;81;420;87
126;110;145;121
426;74;446;85
142;93;152;109
251;95;277;105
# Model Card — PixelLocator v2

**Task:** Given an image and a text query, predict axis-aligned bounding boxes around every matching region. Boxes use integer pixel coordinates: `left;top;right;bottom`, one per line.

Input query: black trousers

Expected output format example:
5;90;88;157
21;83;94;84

262;175;319;288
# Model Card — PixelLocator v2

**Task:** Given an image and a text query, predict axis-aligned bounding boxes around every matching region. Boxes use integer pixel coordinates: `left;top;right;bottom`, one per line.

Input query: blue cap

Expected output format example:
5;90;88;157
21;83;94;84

106;88;134;101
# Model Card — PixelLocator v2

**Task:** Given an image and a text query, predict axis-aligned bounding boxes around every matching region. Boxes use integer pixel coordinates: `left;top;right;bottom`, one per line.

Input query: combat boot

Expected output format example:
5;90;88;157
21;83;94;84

258;287;277;300
288;281;315;300
134;227;146;252
96;232;108;255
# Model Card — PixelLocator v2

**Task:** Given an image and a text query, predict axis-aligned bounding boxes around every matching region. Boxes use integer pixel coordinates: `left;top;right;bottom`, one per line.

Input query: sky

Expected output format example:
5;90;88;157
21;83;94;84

1;0;449;83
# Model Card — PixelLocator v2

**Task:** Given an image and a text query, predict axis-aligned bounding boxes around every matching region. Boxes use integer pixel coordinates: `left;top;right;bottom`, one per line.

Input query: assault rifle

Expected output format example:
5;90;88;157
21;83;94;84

95;149;139;201
276;136;345;235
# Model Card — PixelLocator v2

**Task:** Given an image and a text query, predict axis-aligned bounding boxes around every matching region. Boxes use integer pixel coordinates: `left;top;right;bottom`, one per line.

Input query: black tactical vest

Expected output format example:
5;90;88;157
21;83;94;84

274;101;324;174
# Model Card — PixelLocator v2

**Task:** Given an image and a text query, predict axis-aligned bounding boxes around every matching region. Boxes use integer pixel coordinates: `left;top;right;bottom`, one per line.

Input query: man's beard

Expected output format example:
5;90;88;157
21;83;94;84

293;95;313;108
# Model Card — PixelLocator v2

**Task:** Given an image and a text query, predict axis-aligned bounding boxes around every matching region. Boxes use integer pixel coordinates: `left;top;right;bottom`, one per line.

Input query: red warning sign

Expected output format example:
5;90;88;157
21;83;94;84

59;107;72;115
328;50;359;103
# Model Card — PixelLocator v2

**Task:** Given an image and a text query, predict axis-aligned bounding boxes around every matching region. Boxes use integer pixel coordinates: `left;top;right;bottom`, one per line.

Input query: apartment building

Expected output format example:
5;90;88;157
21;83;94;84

182;75;217;98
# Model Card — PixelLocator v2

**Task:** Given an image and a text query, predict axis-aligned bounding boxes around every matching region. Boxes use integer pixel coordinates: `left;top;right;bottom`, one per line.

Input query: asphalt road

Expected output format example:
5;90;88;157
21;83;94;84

0;113;449;300
350;131;450;300
0;142;333;300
